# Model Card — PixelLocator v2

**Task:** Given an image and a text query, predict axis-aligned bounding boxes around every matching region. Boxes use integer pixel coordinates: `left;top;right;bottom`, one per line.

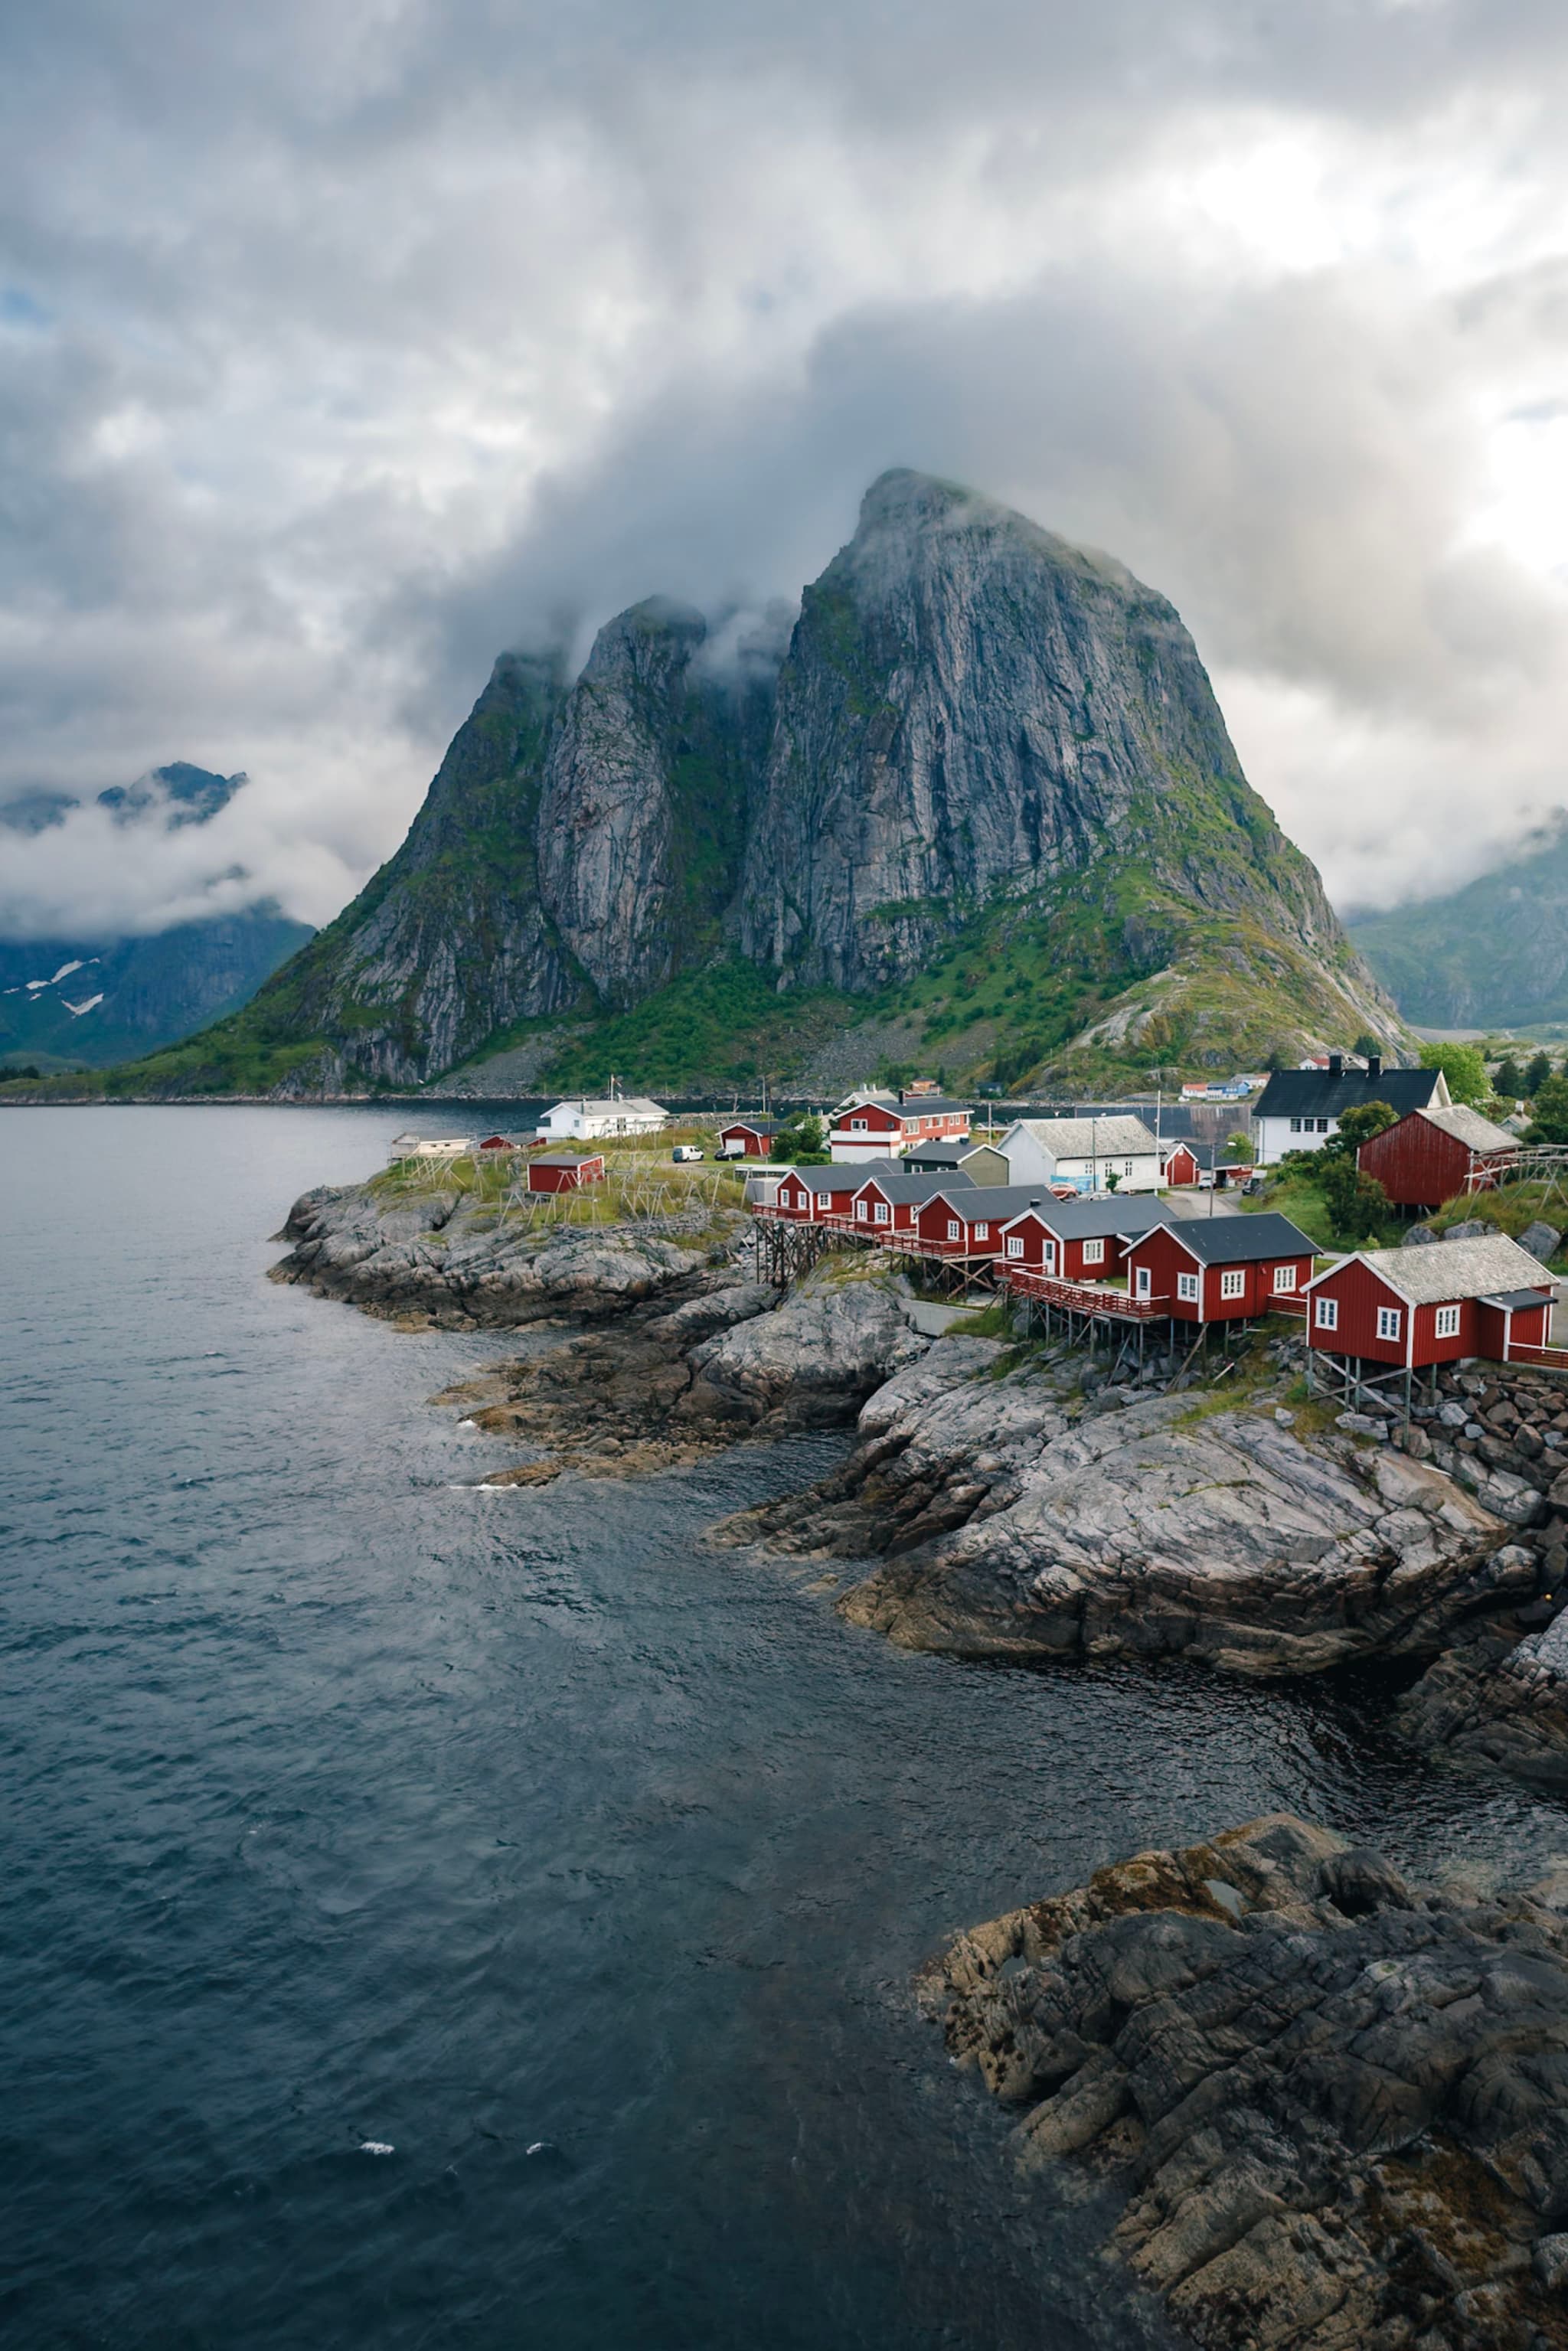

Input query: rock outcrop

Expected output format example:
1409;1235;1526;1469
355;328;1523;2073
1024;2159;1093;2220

269;1177;746;1327
436;1262;927;1482
716;1340;1537;1677
929;1813;1568;2351
142;469;1398;1093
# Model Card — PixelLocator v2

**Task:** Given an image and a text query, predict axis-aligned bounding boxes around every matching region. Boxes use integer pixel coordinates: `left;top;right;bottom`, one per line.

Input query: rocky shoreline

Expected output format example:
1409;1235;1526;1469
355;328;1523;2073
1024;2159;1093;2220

273;1175;1568;1790
930;1812;1568;2351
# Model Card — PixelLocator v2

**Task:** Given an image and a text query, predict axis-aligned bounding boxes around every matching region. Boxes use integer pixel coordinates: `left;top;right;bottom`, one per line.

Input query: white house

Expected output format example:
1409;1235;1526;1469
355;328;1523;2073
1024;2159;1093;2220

535;1096;668;1142
1251;1055;1447;1168
995;1115;1162;1193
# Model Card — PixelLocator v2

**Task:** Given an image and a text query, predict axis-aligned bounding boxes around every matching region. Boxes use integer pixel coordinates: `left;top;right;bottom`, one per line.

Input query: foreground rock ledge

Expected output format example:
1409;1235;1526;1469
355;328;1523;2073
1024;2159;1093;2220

929;1814;1568;2350
715;1338;1537;1678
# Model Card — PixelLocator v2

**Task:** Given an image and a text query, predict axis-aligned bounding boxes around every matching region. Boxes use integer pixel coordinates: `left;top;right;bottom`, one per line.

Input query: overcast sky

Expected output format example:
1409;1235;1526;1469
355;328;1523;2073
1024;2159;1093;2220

3;0;1568;940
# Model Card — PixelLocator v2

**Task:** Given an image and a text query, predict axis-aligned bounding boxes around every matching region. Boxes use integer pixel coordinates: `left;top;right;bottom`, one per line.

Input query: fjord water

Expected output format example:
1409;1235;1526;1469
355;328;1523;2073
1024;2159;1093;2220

5;1109;1568;2351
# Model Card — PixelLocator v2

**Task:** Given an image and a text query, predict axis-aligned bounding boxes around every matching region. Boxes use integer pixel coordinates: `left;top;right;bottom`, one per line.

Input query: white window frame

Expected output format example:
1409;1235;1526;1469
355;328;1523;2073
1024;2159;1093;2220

1006;1236;1024;1259
1083;1238;1106;1265
851;1117;867;1131
1272;1265;1296;1293
874;1201;890;1225
1315;1295;1338;1331
975;1222;989;1241
946;1220;961;1241
1290;1117;1303;1133
855;1199;869;1220
1177;1271;1200;1303
1377;1305;1402;1342
1220;1268;1246;1300
1135;1265;1152;1298
1434;1303;1461;1339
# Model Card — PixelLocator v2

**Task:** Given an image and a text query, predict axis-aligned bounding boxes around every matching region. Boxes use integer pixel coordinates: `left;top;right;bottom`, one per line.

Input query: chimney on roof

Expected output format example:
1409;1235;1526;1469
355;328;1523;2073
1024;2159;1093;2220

1367;1053;1382;1080
1328;1052;1344;1078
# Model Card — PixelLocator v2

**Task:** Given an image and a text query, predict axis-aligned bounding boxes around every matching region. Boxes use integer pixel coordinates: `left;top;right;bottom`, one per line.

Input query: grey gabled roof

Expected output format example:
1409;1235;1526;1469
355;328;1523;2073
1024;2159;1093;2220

1412;1104;1519;1154
1004;1115;1159;1160
1254;1067;1442;1122
1145;1211;1317;1265
850;1168;979;1205
783;1164;974;1196
1311;1230;1553;1305
999;1195;1175;1240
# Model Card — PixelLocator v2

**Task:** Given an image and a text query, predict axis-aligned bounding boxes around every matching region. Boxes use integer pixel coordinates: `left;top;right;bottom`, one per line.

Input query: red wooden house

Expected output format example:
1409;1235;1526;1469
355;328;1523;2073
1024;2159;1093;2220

998;1194;1174;1280
828;1090;970;1162
1161;1141;1202;1188
848;1168;975;1237
1355;1105;1519;1213
1305;1232;1553;1369
1122;1213;1316;1322
772;1168;860;1220
527;1151;606;1193
717;1118;779;1158
910;1184;1061;1259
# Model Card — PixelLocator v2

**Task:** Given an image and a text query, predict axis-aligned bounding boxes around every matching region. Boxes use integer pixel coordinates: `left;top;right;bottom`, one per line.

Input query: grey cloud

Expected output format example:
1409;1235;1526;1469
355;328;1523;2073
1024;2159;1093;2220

2;0;1568;938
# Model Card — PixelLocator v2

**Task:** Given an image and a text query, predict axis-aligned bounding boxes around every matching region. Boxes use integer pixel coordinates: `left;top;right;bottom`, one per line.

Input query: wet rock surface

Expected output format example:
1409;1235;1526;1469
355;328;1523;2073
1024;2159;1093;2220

929;1813;1568;2350
433;1263;926;1484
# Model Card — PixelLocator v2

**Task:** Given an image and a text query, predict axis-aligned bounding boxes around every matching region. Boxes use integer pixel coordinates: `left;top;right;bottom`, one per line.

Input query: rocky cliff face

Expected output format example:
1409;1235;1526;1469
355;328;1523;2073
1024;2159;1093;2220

155;469;1396;1091
737;469;1338;991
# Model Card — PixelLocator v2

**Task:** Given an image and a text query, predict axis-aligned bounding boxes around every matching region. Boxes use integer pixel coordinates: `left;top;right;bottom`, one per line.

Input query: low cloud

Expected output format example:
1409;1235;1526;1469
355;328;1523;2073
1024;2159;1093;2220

2;0;1567;936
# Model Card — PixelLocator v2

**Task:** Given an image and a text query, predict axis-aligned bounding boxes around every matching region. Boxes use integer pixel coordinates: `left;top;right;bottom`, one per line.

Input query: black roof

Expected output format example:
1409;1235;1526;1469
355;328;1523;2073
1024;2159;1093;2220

903;1141;978;1166
1001;1195;1175;1239
1482;1288;1554;1311
1150;1211;1317;1265
1254;1067;1442;1122
724;1115;779;1133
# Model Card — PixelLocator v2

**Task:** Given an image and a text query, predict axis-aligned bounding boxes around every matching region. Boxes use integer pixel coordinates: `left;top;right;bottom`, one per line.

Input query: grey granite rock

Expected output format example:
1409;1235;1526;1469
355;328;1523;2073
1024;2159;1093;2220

928;1814;1568;2351
1521;1219;1562;1262
717;1344;1524;1677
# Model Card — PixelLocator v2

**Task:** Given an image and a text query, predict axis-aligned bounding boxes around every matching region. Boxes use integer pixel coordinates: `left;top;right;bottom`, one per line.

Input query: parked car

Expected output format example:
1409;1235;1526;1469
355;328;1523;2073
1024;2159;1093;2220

671;1144;704;1163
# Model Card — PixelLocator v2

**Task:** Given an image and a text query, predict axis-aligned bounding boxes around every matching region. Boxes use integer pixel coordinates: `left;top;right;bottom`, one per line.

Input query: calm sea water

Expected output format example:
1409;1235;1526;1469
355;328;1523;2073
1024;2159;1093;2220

5;1104;1568;2350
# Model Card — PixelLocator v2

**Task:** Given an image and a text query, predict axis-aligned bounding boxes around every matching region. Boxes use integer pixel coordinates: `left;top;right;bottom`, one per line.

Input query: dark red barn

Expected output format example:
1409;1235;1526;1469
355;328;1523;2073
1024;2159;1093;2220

1356;1105;1519;1213
1305;1231;1553;1368
527;1151;606;1193
1122;1213;1315;1322
717;1118;779;1158
1161;1141;1202;1188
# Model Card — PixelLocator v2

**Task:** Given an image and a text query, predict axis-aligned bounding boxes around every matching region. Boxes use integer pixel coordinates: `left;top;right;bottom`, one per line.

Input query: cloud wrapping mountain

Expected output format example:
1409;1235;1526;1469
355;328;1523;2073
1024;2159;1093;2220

2;0;1567;937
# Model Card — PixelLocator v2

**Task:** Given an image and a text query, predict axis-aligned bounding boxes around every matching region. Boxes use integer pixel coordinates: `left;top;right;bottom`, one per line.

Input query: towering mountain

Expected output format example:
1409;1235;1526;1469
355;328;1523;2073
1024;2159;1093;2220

1350;824;1568;1029
87;473;1400;1097
0;765;312;1069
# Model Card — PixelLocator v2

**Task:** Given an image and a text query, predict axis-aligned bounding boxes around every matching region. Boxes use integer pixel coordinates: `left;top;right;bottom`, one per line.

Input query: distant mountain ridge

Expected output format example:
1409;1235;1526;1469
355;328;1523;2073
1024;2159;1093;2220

0;764;312;1069
1349;822;1568;1029
68;473;1401;1097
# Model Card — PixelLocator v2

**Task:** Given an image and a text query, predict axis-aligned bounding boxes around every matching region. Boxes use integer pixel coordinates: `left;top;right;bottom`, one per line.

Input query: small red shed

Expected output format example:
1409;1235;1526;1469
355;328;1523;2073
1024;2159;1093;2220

1122;1212;1316;1322
1161;1141;1202;1189
528;1151;606;1193
717;1118;779;1158
1305;1231;1553;1368
1355;1105;1519;1213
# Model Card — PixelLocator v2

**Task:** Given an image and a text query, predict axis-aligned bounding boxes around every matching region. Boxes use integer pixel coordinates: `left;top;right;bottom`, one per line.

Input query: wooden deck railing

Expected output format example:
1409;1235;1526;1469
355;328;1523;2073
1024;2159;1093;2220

1000;1266;1168;1321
